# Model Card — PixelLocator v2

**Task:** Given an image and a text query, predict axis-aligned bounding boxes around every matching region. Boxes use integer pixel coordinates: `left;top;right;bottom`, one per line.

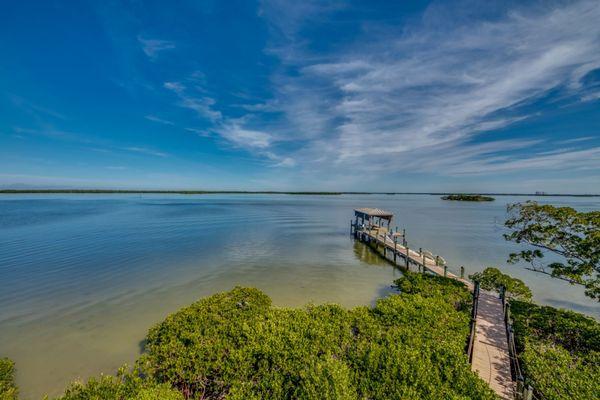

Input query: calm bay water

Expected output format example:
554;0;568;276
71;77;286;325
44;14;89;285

0;193;598;398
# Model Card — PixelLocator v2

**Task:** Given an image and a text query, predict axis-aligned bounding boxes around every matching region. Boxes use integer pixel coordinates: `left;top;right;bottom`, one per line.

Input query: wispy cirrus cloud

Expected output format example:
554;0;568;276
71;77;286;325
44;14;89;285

12;127;171;159
9;95;67;120
556;136;595;145
163;80;293;166
216;123;272;149
163;81;222;123
250;0;600;175
394;140;600;176
144;115;175;125
138;36;176;59
123;146;169;158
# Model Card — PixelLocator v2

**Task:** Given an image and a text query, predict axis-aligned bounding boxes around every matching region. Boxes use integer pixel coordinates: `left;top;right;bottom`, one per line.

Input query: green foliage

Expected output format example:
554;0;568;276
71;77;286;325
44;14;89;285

469;267;532;300
44;281;495;399
441;194;495;201
140;285;495;399
510;300;599;355
393;271;472;311
504;201;600;300
53;366;183;400
520;343;600;400
132;385;184;400
0;358;17;400
510;300;600;400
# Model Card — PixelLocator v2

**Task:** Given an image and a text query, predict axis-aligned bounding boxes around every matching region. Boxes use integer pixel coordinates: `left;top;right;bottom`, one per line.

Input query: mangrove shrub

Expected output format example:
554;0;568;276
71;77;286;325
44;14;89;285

0;358;17;400
139;280;494;399
54;367;183;400
46;275;496;399
510;300;600;400
469;267;532;300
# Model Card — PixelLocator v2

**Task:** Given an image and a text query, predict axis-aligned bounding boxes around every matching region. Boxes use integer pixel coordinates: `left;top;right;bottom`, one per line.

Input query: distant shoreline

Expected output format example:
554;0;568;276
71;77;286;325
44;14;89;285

441;194;495;202
0;189;599;197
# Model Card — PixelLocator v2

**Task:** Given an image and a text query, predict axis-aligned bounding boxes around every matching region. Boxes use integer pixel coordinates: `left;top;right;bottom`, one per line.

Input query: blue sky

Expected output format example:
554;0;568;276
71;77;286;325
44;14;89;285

1;0;599;192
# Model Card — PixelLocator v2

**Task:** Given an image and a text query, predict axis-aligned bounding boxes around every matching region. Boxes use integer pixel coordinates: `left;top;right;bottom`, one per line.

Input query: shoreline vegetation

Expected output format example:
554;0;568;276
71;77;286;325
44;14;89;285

510;300;600;399
5;273;496;400
441;194;495;202
0;358;17;400
2;272;598;399
0;189;598;197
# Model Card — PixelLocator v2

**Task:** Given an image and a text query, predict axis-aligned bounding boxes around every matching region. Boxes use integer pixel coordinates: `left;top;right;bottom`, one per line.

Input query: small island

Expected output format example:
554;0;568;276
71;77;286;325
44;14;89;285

441;194;495;202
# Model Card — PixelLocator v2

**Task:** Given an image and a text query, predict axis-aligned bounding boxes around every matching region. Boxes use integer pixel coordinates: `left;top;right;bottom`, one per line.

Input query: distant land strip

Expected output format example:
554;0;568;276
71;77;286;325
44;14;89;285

0;189;598;197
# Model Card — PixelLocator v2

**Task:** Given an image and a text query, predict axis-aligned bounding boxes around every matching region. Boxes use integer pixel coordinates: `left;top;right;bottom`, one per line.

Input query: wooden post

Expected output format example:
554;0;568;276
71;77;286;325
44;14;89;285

516;379;525;400
394;237;397;263
444;265;447;277
524;385;533;400
405;246;409;268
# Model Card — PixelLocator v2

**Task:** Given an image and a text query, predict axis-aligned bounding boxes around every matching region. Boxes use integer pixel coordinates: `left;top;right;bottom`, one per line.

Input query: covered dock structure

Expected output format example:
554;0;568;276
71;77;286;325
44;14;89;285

353;207;394;230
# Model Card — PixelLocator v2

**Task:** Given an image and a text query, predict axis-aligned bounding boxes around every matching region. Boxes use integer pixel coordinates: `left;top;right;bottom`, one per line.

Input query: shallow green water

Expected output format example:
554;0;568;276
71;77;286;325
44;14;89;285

0;193;597;398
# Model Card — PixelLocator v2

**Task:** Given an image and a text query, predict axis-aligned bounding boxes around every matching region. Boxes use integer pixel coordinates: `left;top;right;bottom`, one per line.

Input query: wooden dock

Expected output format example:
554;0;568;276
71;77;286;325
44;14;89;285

351;208;514;399
471;291;515;399
359;228;472;286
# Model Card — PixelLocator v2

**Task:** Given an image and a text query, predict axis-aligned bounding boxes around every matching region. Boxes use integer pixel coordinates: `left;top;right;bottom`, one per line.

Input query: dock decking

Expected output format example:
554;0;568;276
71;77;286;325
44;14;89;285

471;291;514;399
351;220;514;399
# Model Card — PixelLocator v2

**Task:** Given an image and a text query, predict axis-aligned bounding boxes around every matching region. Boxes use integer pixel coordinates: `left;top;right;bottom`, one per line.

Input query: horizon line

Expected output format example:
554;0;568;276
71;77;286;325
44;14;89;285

1;189;598;197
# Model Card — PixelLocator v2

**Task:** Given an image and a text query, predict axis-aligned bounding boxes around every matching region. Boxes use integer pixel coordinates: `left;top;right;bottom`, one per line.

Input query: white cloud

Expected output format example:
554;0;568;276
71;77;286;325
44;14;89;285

184;127;211;137
138;36;175;59
125;146;169;157
164;80;294;167
217;124;272;149
9;95;67;120
256;0;600;176
163;81;185;93
556;136;595;145
271;155;297;167
438;146;600;176
581;91;600;102
163;82;222;122
144;115;175;125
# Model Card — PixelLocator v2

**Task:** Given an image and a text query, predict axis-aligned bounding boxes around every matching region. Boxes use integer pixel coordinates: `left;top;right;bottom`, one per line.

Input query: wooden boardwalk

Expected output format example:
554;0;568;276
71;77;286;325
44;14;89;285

471;291;514;399
353;225;514;399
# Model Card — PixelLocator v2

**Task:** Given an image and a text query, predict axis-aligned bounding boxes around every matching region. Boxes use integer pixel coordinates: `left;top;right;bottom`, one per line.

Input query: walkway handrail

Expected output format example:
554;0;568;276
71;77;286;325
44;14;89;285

466;280;480;362
499;286;543;400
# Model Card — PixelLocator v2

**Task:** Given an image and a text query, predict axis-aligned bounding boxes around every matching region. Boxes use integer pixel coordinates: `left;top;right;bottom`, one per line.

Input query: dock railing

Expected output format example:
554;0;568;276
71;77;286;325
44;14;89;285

466;280;480;362
499;286;543;400
351;220;465;279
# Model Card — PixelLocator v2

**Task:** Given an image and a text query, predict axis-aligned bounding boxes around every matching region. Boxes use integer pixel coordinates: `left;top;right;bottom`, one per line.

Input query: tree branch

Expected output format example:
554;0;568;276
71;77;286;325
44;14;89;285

524;267;584;286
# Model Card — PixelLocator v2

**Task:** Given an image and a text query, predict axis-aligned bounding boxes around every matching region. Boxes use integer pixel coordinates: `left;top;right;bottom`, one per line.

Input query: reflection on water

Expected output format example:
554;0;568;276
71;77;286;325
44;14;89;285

0;193;598;398
353;241;396;267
